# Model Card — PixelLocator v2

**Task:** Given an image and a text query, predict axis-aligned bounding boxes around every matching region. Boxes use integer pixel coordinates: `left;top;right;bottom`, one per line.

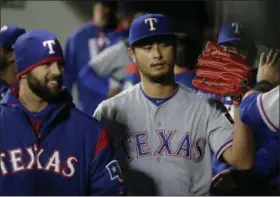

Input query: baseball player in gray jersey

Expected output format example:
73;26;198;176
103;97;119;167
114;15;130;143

93;13;254;195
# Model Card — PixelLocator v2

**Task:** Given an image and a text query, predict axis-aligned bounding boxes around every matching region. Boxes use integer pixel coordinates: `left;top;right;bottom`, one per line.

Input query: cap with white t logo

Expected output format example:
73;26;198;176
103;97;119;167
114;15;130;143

218;21;252;45
128;13;175;46
14;29;64;79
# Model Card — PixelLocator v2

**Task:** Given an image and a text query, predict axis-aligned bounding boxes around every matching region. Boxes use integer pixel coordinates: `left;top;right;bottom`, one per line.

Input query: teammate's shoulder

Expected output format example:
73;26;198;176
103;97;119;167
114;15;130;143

178;85;226;112
193;90;228;113
70;107;103;127
179;84;196;93
102;83;140;106
206;97;228;113
68;21;97;40
179;84;212;101
70;108;106;144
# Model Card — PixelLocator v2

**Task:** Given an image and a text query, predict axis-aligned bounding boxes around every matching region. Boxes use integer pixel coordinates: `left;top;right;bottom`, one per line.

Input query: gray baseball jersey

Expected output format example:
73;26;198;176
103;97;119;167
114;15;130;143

93;83;234;195
89;40;132;82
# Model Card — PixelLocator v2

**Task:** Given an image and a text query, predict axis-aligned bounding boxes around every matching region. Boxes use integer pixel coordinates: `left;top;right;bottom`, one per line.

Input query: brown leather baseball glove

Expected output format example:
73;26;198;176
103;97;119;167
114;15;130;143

193;41;253;100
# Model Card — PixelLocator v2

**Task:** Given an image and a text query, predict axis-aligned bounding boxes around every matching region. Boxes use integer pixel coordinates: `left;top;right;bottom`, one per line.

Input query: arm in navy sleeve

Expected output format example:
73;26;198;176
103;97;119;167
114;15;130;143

64;36;77;91
215;137;279;180
239;93;262;130
239;88;280;134
90;127;126;195
78;65;109;98
252;138;280;178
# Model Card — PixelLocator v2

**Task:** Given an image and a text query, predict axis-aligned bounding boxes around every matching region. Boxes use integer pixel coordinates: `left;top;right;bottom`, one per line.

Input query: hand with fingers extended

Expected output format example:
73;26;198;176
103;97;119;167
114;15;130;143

257;49;280;84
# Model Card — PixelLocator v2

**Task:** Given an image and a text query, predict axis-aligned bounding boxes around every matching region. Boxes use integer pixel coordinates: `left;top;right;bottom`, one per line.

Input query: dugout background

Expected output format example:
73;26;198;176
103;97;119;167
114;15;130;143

0;1;279;195
1;0;279;47
1;0;279;108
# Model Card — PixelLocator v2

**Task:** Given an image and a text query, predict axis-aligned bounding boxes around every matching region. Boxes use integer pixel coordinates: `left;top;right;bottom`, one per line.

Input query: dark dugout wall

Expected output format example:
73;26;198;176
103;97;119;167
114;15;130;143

212;0;280;48
67;1;209;41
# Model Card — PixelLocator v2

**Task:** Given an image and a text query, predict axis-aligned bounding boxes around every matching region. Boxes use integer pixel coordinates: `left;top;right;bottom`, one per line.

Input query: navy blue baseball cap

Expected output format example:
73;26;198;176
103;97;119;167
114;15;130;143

218;22;248;45
129;13;174;46
0;25;26;49
14;29;64;79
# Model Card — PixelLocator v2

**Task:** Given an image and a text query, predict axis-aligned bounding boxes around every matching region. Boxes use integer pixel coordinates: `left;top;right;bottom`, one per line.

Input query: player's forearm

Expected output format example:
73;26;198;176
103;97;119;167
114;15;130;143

224;105;255;170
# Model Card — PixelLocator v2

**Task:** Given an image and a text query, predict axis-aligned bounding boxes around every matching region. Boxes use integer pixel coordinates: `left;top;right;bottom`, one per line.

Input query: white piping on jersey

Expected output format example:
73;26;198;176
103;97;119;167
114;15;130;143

257;93;279;132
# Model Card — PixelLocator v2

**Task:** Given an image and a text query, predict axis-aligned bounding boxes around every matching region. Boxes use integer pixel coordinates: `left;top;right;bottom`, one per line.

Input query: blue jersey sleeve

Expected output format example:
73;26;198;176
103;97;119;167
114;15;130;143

64;36;77;91
239;91;279;136
78;65;109;98
211;155;231;176
252;138;280;178
239;93;260;127
90;127;126;195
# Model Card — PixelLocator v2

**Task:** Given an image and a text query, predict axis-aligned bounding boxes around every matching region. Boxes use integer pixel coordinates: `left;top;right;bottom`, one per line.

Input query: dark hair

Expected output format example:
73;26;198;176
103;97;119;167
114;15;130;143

222;42;257;65
92;1;118;29
175;35;201;70
131;34;176;48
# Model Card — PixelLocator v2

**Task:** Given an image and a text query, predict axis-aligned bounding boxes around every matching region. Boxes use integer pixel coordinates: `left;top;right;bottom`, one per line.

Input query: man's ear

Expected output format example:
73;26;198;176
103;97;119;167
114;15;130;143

128;47;136;62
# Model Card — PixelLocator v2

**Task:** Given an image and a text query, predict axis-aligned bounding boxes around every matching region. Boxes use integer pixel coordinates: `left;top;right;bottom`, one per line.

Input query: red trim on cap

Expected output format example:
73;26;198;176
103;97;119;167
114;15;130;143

16;57;64;79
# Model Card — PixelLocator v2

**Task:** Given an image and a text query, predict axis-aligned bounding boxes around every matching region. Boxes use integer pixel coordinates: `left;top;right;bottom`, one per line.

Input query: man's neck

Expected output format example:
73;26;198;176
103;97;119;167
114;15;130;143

18;84;48;113
92;18;106;29
140;76;178;99
1;74;11;86
1;66;17;86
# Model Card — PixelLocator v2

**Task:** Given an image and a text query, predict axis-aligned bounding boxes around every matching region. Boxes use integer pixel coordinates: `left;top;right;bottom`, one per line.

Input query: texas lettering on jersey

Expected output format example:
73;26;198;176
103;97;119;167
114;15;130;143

116;130;207;163
0;144;78;177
